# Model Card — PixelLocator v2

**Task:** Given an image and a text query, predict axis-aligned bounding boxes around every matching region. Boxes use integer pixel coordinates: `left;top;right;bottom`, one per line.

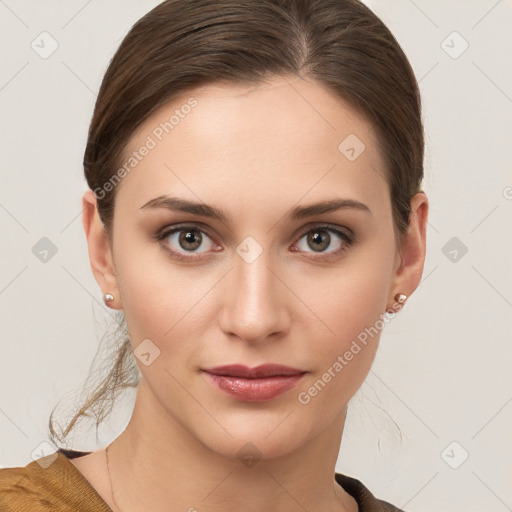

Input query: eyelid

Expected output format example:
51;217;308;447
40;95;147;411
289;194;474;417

294;222;354;242
156;222;212;237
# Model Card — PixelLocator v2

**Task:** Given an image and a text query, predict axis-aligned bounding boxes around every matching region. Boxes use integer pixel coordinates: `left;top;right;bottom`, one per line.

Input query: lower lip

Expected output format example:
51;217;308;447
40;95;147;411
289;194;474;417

203;372;306;402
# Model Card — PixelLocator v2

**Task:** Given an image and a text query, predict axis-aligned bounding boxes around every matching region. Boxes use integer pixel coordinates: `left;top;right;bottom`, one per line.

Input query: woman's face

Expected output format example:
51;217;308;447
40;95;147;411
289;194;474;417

93;75;418;459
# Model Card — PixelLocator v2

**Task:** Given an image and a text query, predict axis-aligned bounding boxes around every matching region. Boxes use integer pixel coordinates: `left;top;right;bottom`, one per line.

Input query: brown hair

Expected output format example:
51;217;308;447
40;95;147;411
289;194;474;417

49;0;423;448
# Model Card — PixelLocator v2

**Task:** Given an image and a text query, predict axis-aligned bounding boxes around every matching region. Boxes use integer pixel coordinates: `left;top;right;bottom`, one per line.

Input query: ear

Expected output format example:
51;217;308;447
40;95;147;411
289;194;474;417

387;192;429;311
82;189;122;310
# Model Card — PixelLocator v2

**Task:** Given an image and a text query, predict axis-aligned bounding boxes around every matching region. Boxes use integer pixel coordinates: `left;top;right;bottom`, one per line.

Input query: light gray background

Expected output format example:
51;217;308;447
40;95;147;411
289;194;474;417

1;1;511;511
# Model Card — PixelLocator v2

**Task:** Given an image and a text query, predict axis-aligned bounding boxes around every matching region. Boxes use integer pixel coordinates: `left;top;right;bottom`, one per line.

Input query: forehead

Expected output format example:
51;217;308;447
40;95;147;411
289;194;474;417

115;76;388;212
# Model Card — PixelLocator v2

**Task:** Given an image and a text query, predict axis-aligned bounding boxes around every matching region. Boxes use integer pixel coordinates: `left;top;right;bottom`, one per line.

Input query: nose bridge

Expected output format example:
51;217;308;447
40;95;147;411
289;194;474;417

219;239;288;342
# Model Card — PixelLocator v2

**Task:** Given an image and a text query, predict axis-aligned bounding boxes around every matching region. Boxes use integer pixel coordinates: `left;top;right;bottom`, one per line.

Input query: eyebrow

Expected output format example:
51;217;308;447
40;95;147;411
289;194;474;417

139;195;371;222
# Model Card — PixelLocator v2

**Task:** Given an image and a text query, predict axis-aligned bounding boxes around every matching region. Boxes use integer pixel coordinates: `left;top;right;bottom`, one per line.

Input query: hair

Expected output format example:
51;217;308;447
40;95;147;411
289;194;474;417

49;0;424;448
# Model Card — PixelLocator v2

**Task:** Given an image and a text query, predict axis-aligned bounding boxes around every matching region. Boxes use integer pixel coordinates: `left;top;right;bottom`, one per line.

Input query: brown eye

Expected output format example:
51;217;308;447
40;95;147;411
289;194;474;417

294;225;353;258
178;230;203;251
306;230;331;252
157;226;216;257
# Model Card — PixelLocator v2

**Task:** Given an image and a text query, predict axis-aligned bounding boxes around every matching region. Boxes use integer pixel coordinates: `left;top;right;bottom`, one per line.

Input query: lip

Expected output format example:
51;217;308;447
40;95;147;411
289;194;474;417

202;364;306;378
202;364;307;402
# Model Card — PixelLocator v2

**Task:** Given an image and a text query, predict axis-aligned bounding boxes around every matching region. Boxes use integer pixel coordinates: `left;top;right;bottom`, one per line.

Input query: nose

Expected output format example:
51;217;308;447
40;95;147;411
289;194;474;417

217;246;290;344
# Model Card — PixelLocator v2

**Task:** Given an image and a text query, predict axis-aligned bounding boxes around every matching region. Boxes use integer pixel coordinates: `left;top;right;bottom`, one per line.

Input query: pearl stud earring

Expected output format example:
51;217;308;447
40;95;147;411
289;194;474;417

394;293;407;304
104;293;115;304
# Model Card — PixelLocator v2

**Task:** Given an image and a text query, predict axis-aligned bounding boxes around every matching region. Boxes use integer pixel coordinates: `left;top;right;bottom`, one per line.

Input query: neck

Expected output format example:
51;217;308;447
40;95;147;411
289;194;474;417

105;378;357;512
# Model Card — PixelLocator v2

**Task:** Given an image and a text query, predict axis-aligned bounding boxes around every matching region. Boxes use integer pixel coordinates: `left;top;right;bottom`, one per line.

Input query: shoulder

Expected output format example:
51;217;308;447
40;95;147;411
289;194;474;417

0;450;112;512
335;473;406;512
0;452;59;511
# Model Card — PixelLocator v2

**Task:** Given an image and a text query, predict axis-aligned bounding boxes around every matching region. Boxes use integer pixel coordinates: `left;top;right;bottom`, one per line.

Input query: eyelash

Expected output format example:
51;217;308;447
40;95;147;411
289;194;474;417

154;223;354;262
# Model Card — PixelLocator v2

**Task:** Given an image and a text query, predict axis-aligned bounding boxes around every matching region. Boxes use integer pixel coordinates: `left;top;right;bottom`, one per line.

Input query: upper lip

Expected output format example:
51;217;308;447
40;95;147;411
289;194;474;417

202;364;306;378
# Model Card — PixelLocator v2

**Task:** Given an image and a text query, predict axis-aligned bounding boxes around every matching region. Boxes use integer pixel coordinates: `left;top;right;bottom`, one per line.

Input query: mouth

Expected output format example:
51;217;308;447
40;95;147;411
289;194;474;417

201;364;307;402
202;363;306;378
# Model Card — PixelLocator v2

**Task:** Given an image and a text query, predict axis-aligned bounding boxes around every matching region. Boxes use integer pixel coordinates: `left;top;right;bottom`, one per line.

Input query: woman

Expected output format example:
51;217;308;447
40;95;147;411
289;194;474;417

0;0;428;510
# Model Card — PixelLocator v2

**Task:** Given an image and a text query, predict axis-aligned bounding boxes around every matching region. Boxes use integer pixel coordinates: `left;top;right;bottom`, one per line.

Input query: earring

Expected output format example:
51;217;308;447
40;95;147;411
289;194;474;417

386;293;407;314
394;293;407;304
104;293;115;304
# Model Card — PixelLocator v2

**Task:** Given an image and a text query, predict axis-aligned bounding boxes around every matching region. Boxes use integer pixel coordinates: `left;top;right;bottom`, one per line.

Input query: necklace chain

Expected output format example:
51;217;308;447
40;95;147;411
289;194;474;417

105;444;123;512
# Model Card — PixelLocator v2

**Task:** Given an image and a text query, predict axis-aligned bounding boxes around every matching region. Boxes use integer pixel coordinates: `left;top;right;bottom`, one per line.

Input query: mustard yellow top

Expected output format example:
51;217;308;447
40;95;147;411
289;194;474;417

0;449;405;511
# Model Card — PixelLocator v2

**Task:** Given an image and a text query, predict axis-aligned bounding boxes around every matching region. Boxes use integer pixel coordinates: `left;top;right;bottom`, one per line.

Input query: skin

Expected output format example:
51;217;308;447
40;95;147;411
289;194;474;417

75;75;428;512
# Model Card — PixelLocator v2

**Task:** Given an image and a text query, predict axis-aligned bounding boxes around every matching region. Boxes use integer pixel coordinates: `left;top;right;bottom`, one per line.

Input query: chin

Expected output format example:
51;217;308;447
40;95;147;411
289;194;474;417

191;413;313;462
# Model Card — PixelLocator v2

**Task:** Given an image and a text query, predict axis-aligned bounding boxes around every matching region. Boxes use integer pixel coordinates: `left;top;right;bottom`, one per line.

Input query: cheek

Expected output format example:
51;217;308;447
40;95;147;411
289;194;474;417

113;236;219;365
113;233;176;339
295;293;388;417
298;239;396;397
308;238;395;340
